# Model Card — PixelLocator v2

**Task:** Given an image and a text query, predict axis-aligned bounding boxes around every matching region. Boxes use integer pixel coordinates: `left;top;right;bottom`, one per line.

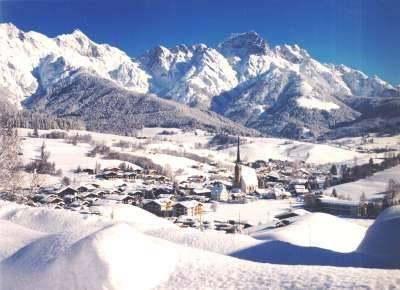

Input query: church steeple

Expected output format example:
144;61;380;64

234;136;242;189
236;136;241;164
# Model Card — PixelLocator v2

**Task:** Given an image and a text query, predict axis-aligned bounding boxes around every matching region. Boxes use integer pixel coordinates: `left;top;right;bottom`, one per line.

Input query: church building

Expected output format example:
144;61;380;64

233;137;258;193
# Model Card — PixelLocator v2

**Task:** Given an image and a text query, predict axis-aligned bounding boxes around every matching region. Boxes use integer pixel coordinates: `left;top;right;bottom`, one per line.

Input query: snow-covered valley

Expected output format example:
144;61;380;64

1;128;400;289
1;2;399;288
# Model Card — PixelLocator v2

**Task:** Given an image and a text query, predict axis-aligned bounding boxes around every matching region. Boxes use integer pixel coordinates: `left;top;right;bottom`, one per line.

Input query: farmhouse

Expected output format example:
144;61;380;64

58;187;78;198
173;201;203;217
143;199;173;217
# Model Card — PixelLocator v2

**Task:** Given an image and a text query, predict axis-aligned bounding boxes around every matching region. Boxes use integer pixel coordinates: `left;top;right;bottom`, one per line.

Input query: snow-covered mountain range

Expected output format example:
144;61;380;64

1;23;399;138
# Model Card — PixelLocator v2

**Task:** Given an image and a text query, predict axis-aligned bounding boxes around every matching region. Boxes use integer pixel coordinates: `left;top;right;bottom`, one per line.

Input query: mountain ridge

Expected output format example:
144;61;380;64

1;23;399;138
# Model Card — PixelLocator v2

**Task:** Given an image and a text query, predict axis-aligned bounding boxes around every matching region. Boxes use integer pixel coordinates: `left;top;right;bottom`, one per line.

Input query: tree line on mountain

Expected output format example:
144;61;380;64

1;111;84;131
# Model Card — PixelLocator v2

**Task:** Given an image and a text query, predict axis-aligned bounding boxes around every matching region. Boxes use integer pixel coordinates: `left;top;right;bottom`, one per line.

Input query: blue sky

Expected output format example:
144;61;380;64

1;0;399;84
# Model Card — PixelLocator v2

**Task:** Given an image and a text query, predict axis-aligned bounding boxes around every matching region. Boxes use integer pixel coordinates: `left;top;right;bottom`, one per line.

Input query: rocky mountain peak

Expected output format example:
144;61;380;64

275;44;310;64
217;31;269;57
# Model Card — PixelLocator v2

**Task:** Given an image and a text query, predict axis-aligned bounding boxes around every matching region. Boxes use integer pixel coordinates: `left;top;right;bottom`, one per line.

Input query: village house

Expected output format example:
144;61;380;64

317;197;360;216
57;187;78;199
97;170;119;180
172;201;203;217
127;191;144;205
41;194;64;206
82;168;95;175
293;184;309;195
304;195;361;217
76;184;97;193
123;172;137;180
142;199;173;217
104;194;136;205
251;160;268;169
211;182;229;201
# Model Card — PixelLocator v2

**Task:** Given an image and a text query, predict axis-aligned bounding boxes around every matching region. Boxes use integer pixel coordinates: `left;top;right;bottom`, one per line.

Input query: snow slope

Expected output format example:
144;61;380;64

231;210;400;268
21;136;141;177
1;224;177;290
203;199;294;225
16;127;383;188
220;137;365;164
251;213;366;253
325;164;400;200
358;205;400;261
1;201;400;290
0;220;45;261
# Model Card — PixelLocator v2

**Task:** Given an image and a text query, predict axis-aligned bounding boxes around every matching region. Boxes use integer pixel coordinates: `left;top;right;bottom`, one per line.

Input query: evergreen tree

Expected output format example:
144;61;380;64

330;164;338;175
369;158;374;166
323;177;330;189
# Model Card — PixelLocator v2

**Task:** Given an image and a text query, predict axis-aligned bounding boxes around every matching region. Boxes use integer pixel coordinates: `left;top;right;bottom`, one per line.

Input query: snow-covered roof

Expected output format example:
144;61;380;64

267;171;280;179
105;194;131;201
193;188;211;194
241;166;258;187
319;197;359;206
143;198;172;206
175;200;201;209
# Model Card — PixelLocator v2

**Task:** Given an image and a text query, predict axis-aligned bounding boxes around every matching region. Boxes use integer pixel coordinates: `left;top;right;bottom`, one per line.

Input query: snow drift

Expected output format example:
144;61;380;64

1;224;177;290
1;201;400;290
358;205;400;266
251;213;366;252
233;210;400;268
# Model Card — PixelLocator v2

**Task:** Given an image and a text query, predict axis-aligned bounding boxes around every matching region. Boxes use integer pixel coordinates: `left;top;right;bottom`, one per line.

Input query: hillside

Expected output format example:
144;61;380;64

25;70;258;136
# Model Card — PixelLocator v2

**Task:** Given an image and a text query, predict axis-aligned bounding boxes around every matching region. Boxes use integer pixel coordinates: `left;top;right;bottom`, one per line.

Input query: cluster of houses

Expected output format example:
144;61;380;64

26;138;399;225
26;144;306;216
250;159;325;198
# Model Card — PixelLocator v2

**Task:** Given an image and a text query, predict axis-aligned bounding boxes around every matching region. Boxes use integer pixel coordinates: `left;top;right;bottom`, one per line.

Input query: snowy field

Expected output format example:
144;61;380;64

203;199;295;225
1;201;400;290
17;127;395;187
325;164;400;201
6;128;400;288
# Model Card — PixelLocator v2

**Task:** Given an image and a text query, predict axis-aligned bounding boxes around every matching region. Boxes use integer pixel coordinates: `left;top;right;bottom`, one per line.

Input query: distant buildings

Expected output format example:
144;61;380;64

304;189;400;218
211;182;229;201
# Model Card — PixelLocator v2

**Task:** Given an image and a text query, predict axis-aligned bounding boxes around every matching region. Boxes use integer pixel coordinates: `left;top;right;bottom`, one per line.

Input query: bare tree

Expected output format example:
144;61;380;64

30;169;46;195
162;164;175;180
387;179;400;193
0;127;23;199
94;161;101;175
62;176;71;186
